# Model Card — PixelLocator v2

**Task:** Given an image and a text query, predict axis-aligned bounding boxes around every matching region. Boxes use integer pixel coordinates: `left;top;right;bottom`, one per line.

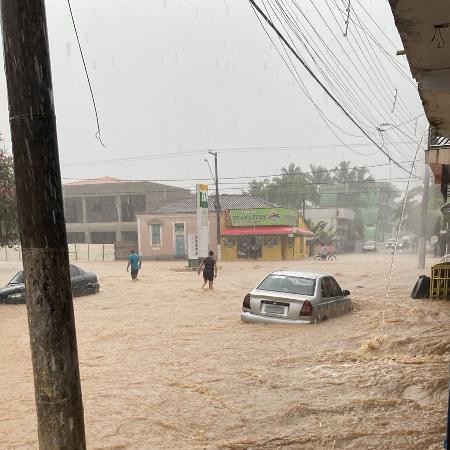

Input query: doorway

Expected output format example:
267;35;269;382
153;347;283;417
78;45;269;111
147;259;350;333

175;234;185;259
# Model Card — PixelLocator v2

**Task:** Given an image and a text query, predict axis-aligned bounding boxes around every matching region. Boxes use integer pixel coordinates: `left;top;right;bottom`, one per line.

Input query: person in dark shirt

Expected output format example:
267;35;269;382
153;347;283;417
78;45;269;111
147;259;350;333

198;250;217;291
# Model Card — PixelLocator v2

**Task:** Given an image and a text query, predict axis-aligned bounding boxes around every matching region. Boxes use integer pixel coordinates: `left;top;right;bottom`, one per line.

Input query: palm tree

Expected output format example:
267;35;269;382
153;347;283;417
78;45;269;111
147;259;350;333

306;164;332;207
280;163;314;209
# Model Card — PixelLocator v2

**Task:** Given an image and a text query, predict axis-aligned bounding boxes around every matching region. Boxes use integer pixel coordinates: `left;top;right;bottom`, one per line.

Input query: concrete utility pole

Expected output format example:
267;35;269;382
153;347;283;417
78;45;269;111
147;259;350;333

418;165;431;269
0;2;86;449
208;150;221;261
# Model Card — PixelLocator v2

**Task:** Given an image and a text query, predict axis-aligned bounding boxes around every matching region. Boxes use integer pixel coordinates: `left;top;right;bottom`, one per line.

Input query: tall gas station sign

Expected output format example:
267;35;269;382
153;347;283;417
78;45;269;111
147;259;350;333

196;184;209;258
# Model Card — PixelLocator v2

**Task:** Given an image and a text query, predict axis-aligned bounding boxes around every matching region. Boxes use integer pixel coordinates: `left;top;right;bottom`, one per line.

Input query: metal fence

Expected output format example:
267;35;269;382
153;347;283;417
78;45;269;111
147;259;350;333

0;244;115;262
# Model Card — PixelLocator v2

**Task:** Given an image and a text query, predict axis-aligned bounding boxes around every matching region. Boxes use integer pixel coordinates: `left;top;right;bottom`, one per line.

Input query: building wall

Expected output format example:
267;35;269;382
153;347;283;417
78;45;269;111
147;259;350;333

63;182;190;244
137;213;217;260
261;237;283;260
137;209;309;261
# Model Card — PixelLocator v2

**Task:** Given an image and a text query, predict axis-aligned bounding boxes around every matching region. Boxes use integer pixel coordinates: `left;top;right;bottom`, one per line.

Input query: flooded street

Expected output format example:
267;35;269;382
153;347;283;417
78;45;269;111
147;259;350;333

0;254;448;449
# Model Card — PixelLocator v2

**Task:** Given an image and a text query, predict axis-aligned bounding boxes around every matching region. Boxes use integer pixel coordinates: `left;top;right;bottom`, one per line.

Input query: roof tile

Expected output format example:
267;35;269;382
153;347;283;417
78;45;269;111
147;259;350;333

153;194;277;214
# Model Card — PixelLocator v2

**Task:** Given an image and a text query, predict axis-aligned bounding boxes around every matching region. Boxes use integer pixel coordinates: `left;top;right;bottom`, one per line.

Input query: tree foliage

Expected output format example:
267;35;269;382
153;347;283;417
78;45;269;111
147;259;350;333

245;160;380;210
305;219;336;244
0;147;18;246
392;181;442;238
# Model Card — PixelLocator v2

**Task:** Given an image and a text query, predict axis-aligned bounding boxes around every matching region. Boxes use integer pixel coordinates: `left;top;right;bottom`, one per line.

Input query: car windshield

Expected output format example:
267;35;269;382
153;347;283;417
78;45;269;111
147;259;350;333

9;271;24;284
257;274;315;296
365;241;375;245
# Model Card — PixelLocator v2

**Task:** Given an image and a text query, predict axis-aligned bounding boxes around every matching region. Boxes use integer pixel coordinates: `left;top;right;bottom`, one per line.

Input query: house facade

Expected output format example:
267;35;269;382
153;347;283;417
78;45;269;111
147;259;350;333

305;207;355;252
137;194;312;261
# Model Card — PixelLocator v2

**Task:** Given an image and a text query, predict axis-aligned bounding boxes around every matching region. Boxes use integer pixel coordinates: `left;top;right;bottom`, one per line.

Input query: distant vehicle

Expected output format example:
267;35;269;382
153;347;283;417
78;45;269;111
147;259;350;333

0;264;100;304
385;238;397;249
362;241;377;253
241;271;352;324
314;254;337;261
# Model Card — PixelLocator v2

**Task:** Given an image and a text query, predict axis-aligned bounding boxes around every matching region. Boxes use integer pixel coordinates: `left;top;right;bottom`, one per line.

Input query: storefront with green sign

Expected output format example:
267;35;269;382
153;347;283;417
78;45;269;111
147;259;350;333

221;208;312;261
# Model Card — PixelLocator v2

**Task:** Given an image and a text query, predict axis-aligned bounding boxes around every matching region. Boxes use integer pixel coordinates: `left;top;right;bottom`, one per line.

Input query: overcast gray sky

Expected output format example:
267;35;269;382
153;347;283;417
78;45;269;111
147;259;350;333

0;0;427;192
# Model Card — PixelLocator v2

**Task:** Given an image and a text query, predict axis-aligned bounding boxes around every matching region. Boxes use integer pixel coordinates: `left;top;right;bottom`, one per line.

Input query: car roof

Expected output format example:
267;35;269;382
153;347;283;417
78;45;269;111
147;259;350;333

270;271;326;279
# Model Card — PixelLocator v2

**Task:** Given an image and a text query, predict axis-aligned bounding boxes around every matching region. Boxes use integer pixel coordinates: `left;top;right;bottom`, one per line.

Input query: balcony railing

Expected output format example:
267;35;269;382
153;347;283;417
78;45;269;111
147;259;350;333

429;126;450;148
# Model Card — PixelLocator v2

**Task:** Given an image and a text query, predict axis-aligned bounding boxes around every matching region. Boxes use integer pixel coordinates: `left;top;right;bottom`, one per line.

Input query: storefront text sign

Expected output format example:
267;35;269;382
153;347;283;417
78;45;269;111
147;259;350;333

229;208;297;227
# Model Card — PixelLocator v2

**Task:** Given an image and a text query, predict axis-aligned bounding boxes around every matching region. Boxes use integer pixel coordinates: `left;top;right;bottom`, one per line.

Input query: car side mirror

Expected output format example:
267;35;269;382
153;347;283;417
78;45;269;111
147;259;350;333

343;289;350;296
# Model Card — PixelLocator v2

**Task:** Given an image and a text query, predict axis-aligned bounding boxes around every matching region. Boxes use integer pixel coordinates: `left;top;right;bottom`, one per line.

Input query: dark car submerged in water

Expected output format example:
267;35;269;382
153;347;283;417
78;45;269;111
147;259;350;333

0;264;100;304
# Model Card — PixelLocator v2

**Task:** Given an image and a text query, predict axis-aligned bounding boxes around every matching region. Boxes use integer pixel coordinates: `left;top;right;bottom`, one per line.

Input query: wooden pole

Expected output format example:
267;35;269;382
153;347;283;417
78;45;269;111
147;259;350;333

0;2;86;448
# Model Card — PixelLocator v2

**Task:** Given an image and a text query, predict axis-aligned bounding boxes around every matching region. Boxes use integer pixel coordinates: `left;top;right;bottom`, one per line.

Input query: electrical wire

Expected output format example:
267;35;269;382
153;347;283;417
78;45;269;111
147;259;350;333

378;129;427;339
249;0;413;175
63;158;422;184
67;0;106;148
274;0;381;129
253;1;368;144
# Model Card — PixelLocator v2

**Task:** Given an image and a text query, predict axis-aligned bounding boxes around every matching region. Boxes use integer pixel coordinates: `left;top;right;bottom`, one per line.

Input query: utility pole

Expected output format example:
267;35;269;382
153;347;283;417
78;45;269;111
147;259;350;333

418;165;431;269
208;150;221;261
0;2;86;449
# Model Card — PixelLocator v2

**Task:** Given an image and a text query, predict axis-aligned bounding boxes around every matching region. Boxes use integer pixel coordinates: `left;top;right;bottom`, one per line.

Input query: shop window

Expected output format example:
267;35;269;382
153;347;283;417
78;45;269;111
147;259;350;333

151;224;162;246
237;236;262;259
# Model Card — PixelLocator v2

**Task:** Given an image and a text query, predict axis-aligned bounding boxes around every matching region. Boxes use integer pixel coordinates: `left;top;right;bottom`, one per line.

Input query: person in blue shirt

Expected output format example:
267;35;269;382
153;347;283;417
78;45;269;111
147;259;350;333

127;249;142;280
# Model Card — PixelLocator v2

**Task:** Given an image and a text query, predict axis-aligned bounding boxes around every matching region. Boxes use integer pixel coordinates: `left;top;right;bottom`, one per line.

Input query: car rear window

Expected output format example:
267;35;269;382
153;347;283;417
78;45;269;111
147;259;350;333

257;274;315;296
9;271;25;284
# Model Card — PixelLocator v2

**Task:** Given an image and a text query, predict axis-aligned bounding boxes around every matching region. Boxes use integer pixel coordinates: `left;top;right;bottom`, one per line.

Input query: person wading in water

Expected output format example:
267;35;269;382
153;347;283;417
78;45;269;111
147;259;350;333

198;250;217;291
127;249;142;280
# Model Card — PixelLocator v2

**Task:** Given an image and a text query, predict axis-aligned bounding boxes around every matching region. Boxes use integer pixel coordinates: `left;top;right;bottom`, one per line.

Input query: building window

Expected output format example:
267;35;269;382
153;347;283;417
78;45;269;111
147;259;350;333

174;223;184;233
151;224;162;246
67;232;85;244
121;195;146;222
85;196;118;223
90;231;116;244
122;231;138;242
64;197;84;223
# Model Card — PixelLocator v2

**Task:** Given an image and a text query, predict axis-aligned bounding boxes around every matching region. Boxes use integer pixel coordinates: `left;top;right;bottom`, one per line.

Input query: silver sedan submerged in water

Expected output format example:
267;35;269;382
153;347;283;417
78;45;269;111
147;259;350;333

241;271;352;324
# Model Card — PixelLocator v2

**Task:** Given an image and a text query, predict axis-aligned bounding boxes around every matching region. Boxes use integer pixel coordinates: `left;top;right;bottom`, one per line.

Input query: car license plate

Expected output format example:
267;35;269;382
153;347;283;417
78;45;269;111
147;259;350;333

265;304;285;315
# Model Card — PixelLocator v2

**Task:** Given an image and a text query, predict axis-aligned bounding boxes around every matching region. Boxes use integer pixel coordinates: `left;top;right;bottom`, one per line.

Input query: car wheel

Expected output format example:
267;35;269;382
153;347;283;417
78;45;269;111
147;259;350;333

85;286;95;296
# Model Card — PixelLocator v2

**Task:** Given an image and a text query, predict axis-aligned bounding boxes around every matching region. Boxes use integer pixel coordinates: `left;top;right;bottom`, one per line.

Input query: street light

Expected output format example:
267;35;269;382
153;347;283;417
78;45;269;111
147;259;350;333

204;153;221;261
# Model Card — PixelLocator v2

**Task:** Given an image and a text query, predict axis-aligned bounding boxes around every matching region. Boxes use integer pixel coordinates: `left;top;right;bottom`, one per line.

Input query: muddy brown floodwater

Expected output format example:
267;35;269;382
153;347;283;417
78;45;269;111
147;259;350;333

0;254;449;449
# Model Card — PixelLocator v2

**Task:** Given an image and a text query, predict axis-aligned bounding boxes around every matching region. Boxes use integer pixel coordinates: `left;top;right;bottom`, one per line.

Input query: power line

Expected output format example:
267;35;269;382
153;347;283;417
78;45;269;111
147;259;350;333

249;0;418;175
60;140;418;168
67;0;105;148
62;158;423;184
251;0;370;148
275;0;381;130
